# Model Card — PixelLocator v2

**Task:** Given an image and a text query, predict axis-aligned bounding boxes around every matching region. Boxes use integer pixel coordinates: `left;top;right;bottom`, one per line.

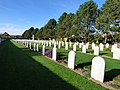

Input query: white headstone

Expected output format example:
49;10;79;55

29;42;31;49
62;41;64;46
49;41;52;47
42;45;45;55
86;42;89;49
52;47;57;60
106;43;109;48
68;51;76;69
65;42;68;50
58;41;61;49
111;44;117;52
46;41;48;46
73;43;76;51
113;48;120;60
92;42;95;50
94;46;99;55
99;43;104;51
54;42;56;48
69;41;72;47
79;43;82;48
32;34;34;40
36;44;39;52
34;43;36;51
91;56;105;83
82;45;86;53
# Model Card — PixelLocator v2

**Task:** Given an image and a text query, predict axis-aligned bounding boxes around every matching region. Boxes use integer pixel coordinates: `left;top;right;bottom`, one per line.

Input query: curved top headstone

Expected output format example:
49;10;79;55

91;56;105;83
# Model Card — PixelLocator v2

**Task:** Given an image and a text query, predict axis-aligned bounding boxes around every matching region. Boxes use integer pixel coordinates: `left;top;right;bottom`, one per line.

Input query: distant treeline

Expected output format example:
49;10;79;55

22;0;120;43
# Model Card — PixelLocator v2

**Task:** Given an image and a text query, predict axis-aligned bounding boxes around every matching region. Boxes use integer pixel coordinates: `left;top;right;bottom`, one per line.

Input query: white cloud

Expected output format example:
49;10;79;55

0;23;26;35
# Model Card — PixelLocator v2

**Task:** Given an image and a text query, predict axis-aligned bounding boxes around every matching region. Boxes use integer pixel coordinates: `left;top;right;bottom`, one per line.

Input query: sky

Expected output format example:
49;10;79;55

0;0;105;35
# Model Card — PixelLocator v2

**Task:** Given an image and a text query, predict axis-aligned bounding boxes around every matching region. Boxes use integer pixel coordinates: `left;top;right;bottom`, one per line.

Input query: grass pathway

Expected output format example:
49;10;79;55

0;40;106;90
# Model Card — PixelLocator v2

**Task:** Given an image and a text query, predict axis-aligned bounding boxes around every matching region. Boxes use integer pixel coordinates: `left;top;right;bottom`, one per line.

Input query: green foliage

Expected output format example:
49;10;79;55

22;0;120;43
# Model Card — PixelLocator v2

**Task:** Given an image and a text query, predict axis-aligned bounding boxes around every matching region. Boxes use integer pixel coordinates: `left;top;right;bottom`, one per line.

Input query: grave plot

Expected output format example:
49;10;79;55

15;39;120;89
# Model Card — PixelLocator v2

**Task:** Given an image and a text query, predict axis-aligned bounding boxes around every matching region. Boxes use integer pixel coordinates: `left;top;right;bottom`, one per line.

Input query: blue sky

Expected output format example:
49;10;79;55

0;0;105;35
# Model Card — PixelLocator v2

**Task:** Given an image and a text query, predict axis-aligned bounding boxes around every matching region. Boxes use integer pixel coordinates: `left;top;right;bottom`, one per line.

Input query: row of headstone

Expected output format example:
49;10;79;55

14;39;120;61
67;50;105;83
15;39;112;83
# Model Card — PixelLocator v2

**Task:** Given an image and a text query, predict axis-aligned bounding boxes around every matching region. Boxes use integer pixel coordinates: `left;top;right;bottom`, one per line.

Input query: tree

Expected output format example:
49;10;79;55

22;27;34;39
96;0;120;42
35;27;43;39
56;12;68;38
75;0;98;42
42;18;57;39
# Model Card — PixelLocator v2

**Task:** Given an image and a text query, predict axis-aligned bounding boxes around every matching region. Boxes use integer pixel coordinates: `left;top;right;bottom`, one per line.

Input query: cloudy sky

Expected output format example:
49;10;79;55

0;0;105;35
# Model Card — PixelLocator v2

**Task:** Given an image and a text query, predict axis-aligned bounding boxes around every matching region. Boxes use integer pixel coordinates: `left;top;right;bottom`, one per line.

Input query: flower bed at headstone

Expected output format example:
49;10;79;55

45;50;52;58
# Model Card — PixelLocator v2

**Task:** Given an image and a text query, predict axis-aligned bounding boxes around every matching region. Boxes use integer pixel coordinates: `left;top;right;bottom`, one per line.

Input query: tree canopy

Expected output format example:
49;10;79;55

22;0;120;42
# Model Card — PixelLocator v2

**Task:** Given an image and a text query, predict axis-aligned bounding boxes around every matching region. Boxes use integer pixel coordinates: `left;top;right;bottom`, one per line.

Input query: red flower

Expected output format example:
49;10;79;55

118;74;120;80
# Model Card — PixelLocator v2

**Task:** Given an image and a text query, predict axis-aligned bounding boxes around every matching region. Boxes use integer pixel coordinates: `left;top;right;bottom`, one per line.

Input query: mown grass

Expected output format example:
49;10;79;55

0;40;107;90
32;42;120;82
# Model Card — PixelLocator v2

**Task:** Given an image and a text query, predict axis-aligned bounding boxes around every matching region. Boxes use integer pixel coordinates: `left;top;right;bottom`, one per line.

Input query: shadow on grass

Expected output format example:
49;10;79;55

0;40;78;90
104;69;120;82
99;52;108;55
57;52;68;60
75;62;92;69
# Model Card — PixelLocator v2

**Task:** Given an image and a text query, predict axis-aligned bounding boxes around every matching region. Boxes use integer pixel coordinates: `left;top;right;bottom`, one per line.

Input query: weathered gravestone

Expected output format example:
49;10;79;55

91;56;105;83
68;51;76;69
52;47;57;60
42;45;45;55
94;46;99;55
113;48;120;60
82;45;86;53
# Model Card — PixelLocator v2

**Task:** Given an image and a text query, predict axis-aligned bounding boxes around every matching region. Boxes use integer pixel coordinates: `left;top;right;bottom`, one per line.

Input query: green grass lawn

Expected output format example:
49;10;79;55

0;40;107;90
32;42;120;82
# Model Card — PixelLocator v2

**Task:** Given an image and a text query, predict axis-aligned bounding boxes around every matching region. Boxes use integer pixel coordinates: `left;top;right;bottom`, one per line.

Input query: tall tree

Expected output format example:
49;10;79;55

56;12;68;38
75;0;98;41
42;18;57;39
96;0;120;42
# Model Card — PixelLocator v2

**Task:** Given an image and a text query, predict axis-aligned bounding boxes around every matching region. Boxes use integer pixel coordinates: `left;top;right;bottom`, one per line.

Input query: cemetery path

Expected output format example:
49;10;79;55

0;40;107;90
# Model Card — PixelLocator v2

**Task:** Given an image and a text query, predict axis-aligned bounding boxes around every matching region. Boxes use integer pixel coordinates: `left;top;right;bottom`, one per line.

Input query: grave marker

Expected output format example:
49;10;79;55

91;56;105;83
94;46;99;55
52;47;57;60
68;51;76;69
113;48;120;60
34;43;36;51
42;45;45;55
82;45;86;53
